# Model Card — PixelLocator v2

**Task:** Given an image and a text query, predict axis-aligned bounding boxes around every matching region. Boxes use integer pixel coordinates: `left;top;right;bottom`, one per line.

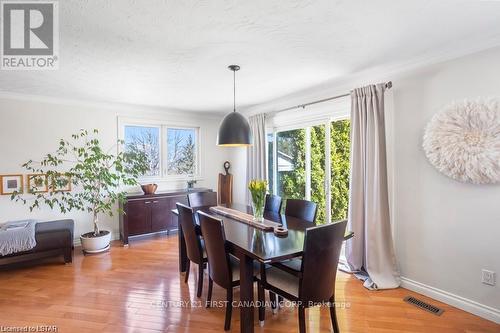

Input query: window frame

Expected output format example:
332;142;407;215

118;117;202;182
265;96;351;224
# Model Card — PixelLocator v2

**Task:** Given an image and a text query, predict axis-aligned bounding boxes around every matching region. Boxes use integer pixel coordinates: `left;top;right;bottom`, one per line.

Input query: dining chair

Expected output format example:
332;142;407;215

197;211;260;331
188;191;218;208
265;194;282;214
272;198;318;278
176;203;207;297
258;220;347;333
284;198;318;223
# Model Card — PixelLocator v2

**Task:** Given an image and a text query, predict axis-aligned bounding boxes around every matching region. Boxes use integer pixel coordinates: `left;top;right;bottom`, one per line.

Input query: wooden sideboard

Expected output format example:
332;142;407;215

119;188;211;245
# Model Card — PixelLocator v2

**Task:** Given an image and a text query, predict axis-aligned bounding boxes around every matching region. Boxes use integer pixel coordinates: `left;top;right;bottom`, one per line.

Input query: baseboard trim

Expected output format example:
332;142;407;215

401;277;500;324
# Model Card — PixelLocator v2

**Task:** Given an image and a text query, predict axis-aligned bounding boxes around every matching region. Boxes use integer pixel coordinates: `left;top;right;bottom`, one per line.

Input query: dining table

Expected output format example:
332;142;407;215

171;203;353;333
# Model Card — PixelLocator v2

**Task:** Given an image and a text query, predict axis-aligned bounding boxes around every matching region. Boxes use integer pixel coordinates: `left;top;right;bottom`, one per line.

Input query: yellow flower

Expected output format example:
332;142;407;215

248;179;268;192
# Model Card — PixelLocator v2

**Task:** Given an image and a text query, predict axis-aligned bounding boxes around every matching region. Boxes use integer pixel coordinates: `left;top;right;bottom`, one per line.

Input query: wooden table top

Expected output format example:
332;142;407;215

172;203;353;264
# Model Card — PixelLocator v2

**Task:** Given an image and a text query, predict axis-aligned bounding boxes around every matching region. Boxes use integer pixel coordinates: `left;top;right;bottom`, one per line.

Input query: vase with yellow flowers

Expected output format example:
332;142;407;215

248;179;267;222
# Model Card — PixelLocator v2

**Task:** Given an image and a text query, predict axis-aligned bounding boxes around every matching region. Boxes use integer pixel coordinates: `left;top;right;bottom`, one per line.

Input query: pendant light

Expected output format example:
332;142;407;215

217;65;253;146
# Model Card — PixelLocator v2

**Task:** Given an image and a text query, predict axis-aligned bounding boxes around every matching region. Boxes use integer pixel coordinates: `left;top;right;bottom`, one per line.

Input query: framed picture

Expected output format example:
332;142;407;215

0;174;24;195
50;173;72;192
27;174;48;193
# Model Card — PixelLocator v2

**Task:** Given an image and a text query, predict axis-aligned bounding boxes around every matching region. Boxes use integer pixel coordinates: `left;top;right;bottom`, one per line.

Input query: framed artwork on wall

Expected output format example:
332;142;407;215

0;174;24;195
27;174;49;193
50;173;72;192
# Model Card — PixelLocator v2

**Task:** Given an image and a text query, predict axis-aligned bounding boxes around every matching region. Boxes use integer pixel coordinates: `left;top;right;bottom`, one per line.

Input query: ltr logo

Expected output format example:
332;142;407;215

1;1;59;70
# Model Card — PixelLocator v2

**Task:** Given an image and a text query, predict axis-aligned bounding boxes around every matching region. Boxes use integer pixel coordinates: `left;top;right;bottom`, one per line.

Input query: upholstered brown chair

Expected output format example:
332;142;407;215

258;220;347;333
265;194;282;214
177;203;207;297
284;198;318;223
197;211;260;331
188;191;218;208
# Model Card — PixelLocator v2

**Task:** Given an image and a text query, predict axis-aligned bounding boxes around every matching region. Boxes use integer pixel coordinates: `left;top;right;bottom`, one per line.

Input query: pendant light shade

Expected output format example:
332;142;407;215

217;111;252;146
217;65;253;146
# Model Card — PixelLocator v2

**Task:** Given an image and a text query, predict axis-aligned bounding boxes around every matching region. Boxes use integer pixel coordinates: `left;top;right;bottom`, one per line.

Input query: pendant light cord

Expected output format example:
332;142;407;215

233;69;236;112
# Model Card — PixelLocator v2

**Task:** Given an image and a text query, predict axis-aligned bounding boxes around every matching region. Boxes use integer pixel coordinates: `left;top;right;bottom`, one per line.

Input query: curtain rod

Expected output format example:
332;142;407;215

270;81;392;115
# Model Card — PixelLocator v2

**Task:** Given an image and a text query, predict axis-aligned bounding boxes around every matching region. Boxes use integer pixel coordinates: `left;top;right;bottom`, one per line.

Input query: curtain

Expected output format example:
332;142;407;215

345;83;400;290
246;113;267;205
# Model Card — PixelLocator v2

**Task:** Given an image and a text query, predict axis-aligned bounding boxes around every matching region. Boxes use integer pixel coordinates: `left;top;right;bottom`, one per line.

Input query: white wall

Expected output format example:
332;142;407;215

0;96;228;243
391;47;500;321
229;147;247;205
230;46;500;322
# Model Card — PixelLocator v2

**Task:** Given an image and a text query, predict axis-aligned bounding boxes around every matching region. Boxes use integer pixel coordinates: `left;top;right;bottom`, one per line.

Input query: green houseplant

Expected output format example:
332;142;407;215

12;129;148;253
248;179;267;222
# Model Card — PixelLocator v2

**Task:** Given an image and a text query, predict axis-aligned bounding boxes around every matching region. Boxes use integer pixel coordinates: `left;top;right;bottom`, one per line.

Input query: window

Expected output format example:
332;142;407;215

276;128;306;202
124;125;160;177
167;128;197;175
122;121;200;179
267;120;350;223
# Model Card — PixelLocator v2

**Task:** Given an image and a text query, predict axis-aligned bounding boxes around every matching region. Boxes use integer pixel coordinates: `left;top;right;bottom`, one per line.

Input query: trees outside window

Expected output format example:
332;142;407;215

123;124;199;179
330;120;350;221
124;126;160;176
277;128;306;205
167;128;196;175
270;119;350;224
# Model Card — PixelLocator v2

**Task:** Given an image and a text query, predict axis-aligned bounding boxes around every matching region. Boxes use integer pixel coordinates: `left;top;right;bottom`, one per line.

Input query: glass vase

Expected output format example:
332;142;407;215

252;197;265;222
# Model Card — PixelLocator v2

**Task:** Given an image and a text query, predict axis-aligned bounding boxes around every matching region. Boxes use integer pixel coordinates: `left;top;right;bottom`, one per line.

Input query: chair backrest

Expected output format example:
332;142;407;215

188;191;218;208
284;199;318;223
265;194;282;214
176;203;204;265
299;220;347;303
197;211;233;289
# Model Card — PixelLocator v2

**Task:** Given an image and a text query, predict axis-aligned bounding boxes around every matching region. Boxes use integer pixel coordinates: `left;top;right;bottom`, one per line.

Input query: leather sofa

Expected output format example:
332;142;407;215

0;219;74;266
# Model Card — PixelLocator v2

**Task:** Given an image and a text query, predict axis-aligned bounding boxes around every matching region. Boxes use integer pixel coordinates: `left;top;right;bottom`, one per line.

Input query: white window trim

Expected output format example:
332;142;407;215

117;117;203;182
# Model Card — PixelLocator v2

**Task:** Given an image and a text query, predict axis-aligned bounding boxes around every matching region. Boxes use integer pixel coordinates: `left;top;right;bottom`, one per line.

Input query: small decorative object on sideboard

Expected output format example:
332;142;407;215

187;176;197;190
141;183;158;195
218;161;233;204
248;179;267;222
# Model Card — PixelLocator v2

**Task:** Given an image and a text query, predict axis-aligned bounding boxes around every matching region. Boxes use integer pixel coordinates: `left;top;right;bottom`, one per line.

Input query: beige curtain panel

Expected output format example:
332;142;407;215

246;113;267;205
346;83;400;290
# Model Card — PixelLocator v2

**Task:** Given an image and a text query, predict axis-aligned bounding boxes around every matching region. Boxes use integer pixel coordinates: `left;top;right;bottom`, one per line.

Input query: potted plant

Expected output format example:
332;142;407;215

248;179;268;222
12;129;148;253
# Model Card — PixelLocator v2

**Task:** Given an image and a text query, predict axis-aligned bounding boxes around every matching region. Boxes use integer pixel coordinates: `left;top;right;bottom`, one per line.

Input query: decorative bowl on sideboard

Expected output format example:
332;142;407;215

141;183;158;195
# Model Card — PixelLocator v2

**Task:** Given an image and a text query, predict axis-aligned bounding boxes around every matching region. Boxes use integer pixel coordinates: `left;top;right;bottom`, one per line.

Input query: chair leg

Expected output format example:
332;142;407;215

184;261;190;283
224;289;233;331
329;297;339;333
206;277;213;308
269;291;278;313
197;264;204;297
298;305;306;333
258;281;265;325
278;295;284;307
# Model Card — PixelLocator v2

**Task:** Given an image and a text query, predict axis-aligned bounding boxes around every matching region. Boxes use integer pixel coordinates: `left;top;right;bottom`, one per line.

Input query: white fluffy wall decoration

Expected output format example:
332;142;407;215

423;99;500;184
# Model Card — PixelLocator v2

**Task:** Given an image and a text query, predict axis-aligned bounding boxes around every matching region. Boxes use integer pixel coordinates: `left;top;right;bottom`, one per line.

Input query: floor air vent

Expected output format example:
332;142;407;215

403;296;444;316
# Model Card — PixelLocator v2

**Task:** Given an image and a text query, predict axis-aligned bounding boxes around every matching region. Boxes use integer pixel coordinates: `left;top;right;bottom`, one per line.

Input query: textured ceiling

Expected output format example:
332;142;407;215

1;0;500;113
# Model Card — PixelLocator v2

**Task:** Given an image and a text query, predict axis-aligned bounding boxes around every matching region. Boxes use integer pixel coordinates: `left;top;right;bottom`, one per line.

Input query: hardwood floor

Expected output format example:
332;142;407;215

0;234;498;333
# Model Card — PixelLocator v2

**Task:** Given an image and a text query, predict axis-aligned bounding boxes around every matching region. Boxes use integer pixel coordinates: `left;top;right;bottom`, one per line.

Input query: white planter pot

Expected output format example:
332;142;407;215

80;230;111;253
